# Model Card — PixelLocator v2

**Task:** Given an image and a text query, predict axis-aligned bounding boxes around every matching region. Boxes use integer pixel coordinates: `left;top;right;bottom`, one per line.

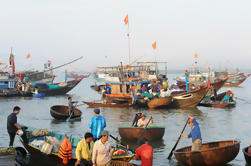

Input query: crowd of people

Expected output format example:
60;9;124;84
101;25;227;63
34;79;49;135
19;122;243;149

7;106;154;166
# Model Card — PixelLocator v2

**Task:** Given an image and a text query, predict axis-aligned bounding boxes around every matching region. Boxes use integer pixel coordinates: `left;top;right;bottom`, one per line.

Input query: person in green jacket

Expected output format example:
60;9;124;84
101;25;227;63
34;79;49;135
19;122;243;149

75;132;94;166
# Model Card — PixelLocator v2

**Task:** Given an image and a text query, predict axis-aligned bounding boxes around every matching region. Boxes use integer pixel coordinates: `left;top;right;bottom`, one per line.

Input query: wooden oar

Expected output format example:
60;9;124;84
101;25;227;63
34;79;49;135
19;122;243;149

66;102;79;121
137;116;153;145
167;119;189;160
109;134;135;153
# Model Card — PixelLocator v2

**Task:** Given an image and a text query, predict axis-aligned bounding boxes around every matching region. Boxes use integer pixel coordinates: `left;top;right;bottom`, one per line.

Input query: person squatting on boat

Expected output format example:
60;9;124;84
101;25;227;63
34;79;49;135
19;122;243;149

224;88;234;103
89;108;106;141
135;137;153;166
75;132;94;166
181;115;202;151
92;130;115;166
7;106;21;147
137;114;153;128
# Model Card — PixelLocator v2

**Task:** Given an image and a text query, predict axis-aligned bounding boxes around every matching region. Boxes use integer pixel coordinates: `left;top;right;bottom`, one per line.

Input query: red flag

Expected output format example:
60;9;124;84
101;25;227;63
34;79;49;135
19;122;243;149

26;53;31;59
104;56;108;59
194;53;198;58
126;33;129;37
124;14;128;25
152;41;156;50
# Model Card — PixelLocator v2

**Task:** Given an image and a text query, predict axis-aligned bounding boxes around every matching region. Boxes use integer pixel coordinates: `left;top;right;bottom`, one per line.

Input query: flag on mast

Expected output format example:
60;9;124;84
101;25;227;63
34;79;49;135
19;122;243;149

152;41;157;50
26;53;31;59
124;14;128;25
194;53;198;58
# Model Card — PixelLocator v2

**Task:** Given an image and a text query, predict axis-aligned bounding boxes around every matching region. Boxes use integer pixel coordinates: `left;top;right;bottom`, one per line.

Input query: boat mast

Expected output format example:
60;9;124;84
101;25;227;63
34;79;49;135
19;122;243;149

127;17;131;65
9;47;15;76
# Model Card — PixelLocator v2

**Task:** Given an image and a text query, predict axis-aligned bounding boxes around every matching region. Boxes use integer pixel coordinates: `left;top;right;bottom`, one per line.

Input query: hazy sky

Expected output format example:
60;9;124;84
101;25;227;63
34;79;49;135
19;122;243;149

0;0;251;72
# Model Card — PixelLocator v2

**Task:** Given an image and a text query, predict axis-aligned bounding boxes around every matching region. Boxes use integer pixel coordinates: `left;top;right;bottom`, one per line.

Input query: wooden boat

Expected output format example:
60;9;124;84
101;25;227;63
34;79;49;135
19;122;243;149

171;86;209;108
224;77;247;87
174;140;240;166
50;105;82;120
198;100;236;108
83;101;132;108
35;77;83;96
177;77;228;94
19;125;136;166
106;94;132;104
134;96;148;108
118;126;165;141
147;96;172;109
243;146;251;164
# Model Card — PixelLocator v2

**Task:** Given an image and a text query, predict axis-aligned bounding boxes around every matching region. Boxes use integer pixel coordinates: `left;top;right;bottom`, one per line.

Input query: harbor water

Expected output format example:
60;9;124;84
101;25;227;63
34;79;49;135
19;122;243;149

0;73;250;166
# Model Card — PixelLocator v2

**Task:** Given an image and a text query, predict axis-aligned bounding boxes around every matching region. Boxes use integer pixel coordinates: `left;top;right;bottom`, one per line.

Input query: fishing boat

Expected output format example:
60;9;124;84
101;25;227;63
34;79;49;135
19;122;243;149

224;77;247;87
198;91;236;108
243;146;251;164
50;105;82;120
177;77;228;95
83;101;132;108
147;96;172;109
171;86;209;108
198;101;236;108
174;140;240;166
118;126;165;141
34;77;83;96
19;125;136;166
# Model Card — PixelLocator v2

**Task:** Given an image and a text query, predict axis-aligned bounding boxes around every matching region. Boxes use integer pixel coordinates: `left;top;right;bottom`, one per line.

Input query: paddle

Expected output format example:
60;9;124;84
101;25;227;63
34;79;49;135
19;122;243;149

167;119;189;160
66;102;79;121
109;134;135;153
137;116;153;145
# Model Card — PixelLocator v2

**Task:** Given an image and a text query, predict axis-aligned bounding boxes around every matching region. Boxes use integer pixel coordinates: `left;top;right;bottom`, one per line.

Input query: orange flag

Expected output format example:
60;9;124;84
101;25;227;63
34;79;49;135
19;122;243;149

152;41;157;50
194;53;198;58
124;14;128;25
26;53;31;59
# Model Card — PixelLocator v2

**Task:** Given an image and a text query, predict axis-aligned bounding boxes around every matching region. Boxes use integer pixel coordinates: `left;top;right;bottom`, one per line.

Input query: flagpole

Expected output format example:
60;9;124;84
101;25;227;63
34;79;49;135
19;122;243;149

127;18;131;65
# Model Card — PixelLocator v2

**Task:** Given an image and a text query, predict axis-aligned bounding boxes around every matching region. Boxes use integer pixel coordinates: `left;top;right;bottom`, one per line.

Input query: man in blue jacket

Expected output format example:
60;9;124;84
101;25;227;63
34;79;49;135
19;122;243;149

181;115;202;151
89;108;106;141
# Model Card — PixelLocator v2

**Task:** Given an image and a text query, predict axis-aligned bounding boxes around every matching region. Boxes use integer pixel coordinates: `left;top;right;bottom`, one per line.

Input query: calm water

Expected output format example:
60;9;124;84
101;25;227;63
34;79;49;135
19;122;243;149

0;73;250;166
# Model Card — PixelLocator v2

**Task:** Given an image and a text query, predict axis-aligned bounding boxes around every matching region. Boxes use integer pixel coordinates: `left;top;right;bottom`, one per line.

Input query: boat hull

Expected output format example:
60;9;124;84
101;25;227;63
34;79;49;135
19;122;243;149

118;127;165;141
243;146;251;164
37;77;83;96
50;105;82;120
198;101;236;108
174;140;240;166
83;101;132;108
224;77;247;87
147;97;172;109
171;86;209;108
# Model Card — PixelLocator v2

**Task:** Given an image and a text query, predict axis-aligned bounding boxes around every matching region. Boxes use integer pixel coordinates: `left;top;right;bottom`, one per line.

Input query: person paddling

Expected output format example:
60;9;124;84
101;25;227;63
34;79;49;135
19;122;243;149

132;113;142;127
68;97;77;116
7;106;21;147
89;109;106;141
181;115;202;151
137;114;153;128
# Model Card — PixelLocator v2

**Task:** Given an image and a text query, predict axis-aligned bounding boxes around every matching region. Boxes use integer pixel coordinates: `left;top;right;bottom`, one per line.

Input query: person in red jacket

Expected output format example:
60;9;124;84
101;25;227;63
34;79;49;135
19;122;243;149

135;138;153;166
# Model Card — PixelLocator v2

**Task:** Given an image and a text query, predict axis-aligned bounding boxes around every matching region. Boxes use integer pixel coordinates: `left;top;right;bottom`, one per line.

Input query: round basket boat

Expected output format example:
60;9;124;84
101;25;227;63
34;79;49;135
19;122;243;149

118;126;165;141
50;105;82;120
243;146;251;164
174;140;240;166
